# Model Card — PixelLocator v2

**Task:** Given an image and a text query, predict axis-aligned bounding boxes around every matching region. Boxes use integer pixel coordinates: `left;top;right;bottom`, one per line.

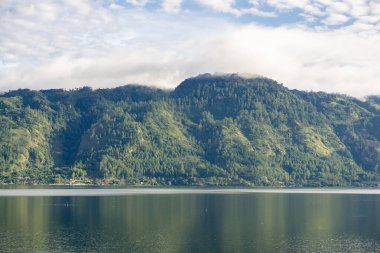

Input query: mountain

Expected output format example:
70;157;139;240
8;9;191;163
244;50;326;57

0;74;379;186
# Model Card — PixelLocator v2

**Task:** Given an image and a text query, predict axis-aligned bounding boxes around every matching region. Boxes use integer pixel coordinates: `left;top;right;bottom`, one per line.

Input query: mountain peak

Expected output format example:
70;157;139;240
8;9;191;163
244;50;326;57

174;72;281;97
189;72;265;81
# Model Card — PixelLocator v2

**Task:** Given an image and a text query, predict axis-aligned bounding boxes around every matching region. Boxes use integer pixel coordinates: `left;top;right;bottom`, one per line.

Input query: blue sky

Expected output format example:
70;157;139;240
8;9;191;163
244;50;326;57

0;0;380;97
117;0;357;27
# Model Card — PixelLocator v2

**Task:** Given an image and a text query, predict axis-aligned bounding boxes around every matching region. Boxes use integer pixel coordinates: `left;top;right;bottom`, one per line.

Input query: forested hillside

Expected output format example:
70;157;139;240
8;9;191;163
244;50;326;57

1;74;379;186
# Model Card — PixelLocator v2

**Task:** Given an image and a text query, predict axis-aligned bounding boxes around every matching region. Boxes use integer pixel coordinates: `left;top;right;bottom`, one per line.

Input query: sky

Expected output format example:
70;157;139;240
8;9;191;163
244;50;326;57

1;0;380;97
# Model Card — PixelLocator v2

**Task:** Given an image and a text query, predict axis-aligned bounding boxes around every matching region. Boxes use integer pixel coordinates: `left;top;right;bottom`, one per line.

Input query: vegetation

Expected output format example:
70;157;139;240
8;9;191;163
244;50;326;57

0;74;379;186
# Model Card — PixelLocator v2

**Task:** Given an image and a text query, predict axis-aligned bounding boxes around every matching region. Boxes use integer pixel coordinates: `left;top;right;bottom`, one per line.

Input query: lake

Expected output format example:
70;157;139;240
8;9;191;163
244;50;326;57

0;188;380;252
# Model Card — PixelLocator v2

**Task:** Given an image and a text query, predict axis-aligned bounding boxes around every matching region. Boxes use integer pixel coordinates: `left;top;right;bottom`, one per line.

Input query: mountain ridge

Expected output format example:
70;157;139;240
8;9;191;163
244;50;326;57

0;74;379;186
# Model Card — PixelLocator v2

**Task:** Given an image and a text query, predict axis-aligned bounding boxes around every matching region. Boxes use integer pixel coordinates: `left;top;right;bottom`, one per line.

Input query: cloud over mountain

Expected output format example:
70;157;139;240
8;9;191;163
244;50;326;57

0;0;379;97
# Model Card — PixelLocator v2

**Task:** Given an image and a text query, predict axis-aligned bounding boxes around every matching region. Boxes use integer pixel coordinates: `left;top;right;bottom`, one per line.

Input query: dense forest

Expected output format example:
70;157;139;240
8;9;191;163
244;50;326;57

0;74;379;186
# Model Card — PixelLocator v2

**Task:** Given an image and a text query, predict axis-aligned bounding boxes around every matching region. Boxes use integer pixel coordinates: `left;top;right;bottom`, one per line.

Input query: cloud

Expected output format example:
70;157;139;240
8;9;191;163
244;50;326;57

323;13;350;26
189;25;380;97
125;0;151;7
334;2;351;13
371;2;380;15
0;0;379;98
241;0;379;30
198;0;240;15
162;0;182;13
193;0;275;17
242;7;277;18
264;0;310;10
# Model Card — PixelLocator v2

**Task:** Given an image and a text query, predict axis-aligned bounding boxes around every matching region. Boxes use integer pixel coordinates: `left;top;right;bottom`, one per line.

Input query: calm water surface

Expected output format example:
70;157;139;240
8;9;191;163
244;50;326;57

0;188;380;253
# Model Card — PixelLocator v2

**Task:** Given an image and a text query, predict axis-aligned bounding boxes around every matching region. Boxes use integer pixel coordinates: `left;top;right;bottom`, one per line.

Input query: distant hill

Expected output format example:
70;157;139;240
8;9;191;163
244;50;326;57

0;74;379;186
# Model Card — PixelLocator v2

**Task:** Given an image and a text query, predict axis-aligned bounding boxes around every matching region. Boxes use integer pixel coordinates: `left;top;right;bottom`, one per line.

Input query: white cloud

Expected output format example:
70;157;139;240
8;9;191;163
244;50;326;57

323;12;350;25
242;7;277;17
162;0;182;13
328;1;351;13
370;2;380;15
191;25;380;97
125;0;151;7
303;5;325;17
343;0;369;17
0;0;379;98
198;0;240;15
198;0;276;17
249;0;379;30
265;0;310;10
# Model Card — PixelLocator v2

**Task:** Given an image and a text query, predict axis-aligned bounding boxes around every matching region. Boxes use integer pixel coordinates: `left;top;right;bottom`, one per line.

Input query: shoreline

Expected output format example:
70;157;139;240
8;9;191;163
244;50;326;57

1;187;380;197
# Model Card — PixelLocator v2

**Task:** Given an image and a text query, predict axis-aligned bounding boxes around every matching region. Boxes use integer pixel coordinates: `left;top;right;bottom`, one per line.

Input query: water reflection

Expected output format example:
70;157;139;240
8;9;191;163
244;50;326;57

0;193;380;252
